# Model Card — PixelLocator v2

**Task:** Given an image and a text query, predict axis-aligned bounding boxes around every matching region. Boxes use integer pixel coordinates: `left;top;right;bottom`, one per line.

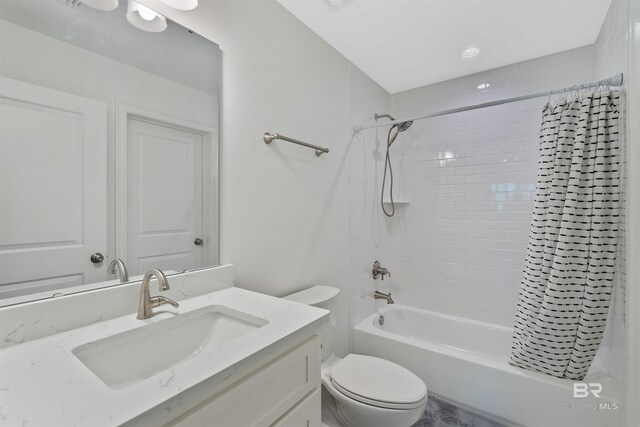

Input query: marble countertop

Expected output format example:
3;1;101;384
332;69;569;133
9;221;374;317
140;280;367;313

0;287;328;427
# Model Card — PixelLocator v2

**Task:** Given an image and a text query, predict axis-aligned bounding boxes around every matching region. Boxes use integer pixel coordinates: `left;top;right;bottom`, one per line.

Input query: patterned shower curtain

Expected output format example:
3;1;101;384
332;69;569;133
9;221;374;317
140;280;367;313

510;89;622;380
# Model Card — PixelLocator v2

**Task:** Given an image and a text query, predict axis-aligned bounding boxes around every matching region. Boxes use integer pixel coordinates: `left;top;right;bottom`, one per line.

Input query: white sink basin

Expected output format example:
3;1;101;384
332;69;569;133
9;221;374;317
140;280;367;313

72;305;268;389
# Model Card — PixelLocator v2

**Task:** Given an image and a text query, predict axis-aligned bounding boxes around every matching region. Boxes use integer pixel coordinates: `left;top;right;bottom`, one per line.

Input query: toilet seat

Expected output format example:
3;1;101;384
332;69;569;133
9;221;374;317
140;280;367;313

328;354;428;410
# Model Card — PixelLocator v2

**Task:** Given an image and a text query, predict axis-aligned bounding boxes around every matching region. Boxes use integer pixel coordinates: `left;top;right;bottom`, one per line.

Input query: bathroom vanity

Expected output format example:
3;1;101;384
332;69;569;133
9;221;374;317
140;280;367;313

0;266;327;426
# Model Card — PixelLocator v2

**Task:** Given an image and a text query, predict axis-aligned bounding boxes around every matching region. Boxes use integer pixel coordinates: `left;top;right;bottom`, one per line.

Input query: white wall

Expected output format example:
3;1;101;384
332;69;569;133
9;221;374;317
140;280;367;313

594;0;630;406
626;1;640;423
594;0;640;424
137;0;390;357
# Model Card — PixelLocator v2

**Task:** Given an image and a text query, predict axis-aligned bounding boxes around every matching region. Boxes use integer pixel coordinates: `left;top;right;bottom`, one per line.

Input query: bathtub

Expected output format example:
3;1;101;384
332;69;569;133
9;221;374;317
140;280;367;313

353;305;622;427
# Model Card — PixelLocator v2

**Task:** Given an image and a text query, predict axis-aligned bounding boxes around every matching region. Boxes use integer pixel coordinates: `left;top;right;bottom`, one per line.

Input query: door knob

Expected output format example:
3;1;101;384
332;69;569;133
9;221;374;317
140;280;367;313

90;252;104;264
194;238;203;246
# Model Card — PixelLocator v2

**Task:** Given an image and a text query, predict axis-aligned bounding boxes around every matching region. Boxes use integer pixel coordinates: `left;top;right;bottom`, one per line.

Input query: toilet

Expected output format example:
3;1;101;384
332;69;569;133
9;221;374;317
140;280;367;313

284;286;428;427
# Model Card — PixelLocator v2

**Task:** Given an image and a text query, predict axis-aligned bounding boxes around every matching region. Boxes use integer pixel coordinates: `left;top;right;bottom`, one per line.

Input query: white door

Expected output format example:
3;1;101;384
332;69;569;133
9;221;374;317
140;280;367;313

126;118;204;276
0;77;107;298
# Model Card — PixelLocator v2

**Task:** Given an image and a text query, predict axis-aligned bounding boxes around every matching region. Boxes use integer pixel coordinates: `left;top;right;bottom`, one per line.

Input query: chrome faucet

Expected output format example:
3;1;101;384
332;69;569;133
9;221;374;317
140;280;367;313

137;269;179;320
372;261;391;280
107;258;129;283
374;291;395;304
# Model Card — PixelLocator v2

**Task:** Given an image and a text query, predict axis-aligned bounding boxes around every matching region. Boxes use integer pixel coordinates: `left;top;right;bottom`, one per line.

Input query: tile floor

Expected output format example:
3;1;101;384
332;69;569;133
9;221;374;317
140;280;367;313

411;395;507;427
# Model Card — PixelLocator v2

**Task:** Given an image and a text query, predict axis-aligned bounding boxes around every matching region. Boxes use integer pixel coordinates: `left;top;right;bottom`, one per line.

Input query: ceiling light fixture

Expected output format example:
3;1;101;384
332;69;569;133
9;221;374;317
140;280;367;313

462;47;480;59
159;0;198;11
81;0;119;11
127;0;167;32
477;83;490;90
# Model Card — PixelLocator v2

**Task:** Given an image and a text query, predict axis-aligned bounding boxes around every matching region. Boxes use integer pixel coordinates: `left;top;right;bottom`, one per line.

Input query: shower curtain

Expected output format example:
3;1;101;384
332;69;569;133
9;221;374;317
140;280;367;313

510;89;622;380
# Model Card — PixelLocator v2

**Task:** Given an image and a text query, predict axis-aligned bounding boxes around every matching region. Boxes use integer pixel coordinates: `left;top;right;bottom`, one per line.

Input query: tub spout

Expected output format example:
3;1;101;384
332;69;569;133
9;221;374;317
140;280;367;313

374;290;395;304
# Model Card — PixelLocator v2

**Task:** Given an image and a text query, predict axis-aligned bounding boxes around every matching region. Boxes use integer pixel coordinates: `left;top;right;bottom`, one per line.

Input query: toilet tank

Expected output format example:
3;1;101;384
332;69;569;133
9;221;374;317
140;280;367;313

283;286;340;361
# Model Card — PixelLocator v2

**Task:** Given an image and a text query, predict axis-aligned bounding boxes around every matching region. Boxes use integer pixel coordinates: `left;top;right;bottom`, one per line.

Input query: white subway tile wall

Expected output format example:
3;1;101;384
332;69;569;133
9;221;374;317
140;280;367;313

359;44;598;327
382;99;543;326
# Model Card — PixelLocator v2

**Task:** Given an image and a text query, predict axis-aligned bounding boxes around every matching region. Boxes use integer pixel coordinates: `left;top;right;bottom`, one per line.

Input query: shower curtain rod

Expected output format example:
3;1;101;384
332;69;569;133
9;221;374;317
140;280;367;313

353;72;623;134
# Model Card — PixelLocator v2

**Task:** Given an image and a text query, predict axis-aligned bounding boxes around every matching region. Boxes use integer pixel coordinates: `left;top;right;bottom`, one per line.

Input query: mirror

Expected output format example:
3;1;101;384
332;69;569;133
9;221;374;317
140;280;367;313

0;0;220;305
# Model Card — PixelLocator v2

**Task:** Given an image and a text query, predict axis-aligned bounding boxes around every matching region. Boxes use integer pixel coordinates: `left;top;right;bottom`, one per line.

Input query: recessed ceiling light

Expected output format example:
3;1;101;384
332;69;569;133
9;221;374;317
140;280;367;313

477;83;490;90
462;47;480;59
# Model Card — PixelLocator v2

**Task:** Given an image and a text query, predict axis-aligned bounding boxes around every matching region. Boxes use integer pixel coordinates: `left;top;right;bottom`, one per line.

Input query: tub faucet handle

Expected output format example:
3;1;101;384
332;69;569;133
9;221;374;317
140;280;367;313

372;261;391;280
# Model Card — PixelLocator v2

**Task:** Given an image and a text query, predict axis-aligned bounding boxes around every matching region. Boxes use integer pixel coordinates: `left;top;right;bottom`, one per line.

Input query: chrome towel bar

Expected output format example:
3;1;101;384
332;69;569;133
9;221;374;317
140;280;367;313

263;132;329;157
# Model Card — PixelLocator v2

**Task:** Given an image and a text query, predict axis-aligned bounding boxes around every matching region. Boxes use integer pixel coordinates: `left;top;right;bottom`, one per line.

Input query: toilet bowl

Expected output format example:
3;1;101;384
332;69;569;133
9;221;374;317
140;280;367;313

284;286;428;427
321;353;427;427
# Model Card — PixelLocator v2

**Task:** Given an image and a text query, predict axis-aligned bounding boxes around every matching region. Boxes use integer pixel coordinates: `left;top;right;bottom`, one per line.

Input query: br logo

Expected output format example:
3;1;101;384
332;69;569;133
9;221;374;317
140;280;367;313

573;382;603;398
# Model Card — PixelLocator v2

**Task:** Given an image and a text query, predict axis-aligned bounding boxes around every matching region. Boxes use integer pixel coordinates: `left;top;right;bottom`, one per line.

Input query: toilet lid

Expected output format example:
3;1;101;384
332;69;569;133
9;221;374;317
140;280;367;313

329;354;427;410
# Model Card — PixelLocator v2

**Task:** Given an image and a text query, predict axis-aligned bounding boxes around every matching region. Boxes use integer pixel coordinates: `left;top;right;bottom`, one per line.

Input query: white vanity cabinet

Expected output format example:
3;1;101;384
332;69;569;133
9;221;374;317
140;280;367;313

0;282;328;427
167;335;321;427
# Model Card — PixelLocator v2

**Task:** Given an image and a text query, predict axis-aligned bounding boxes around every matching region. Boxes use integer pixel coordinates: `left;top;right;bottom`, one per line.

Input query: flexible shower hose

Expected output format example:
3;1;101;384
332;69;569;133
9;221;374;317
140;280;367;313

381;126;398;217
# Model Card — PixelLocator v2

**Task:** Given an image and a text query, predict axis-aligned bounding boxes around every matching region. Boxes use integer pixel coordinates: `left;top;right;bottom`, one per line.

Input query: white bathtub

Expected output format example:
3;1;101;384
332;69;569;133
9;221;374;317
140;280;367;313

353;305;622;427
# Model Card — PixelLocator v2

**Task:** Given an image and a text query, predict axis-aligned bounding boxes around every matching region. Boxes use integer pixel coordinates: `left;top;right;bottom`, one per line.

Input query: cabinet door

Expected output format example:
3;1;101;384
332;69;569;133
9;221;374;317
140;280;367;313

169;336;320;427
0;77;107;298
272;389;321;427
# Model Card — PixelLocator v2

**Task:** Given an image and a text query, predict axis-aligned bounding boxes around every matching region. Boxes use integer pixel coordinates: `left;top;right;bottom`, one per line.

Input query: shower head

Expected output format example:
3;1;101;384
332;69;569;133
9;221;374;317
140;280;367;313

374;113;412;132
395;120;413;132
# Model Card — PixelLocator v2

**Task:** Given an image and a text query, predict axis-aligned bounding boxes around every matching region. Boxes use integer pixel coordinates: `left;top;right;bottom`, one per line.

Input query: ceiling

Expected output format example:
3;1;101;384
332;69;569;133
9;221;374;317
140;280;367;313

277;0;612;94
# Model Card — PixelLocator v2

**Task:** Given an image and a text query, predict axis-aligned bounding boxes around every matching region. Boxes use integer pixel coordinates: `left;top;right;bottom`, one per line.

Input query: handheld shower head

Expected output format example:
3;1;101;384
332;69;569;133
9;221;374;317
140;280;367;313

374;113;412;132
375;112;413;218
396;120;413;132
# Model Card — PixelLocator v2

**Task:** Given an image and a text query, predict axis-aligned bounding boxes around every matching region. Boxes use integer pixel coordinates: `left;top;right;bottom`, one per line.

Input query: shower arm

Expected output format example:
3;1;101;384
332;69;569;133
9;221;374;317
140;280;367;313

374;113;395;122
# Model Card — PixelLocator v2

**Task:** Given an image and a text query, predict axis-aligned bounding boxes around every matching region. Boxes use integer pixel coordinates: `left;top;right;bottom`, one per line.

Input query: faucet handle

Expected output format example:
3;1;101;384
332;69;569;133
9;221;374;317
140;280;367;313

151;295;179;309
137;269;176;319
372;261;391;280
